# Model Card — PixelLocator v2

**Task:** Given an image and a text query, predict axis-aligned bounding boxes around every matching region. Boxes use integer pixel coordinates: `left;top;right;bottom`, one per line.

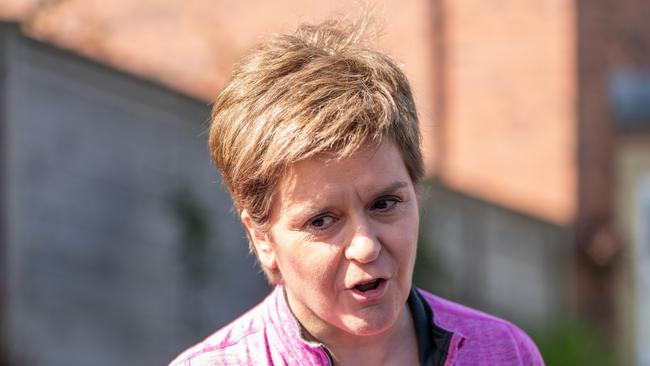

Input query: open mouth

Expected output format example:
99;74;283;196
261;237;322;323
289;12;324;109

354;278;385;292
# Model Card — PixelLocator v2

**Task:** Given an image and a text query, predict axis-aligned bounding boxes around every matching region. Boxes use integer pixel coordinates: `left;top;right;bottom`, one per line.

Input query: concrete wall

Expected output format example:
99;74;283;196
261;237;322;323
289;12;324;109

0;22;11;366
1;24;268;366
415;182;571;329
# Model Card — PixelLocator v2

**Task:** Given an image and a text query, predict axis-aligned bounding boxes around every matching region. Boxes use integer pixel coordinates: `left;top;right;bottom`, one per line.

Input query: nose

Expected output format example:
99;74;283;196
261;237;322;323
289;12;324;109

344;219;381;264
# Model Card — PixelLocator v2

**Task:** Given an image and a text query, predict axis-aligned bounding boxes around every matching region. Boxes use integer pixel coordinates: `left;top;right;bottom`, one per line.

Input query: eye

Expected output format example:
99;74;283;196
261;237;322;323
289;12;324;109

371;196;400;212
307;214;337;230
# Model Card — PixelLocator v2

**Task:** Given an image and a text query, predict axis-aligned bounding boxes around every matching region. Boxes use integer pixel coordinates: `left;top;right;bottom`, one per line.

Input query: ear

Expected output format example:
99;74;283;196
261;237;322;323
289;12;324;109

241;210;278;271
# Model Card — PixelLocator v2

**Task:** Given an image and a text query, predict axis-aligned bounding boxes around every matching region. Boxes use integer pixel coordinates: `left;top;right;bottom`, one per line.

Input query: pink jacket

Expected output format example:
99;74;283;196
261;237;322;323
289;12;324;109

170;285;544;365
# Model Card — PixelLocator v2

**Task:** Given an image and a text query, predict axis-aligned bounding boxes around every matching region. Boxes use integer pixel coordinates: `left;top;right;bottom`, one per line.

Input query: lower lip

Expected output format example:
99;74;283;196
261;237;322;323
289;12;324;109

350;279;389;303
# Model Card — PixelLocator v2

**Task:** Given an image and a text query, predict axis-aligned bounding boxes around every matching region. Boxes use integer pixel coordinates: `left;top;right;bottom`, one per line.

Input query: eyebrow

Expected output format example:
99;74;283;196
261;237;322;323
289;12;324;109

288;181;411;221
373;181;409;197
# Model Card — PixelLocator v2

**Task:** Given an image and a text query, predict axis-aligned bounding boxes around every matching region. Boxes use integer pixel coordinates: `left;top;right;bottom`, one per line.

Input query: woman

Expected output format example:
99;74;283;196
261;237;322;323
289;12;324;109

170;18;544;366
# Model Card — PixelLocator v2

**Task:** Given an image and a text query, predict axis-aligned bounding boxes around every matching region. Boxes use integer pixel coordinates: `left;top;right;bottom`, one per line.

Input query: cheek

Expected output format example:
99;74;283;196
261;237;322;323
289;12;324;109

389;212;419;265
388;232;418;265
279;241;343;285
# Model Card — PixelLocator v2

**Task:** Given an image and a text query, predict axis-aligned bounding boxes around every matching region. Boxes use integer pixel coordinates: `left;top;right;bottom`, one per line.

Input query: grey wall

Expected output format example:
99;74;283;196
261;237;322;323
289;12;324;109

1;24;268;366
1;22;11;366
414;182;571;328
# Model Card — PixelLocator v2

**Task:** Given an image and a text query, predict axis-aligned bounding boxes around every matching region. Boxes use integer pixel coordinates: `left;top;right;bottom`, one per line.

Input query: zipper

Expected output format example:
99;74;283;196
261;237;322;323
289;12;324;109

320;345;334;366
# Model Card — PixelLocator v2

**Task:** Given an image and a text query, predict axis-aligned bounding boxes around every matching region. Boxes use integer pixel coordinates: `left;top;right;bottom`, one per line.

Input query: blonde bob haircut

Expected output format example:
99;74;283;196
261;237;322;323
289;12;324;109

208;18;424;283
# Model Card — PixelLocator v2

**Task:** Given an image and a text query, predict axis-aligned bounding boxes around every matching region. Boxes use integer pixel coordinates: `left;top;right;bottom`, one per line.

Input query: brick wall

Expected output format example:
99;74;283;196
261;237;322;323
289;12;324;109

575;0;650;354
436;0;577;225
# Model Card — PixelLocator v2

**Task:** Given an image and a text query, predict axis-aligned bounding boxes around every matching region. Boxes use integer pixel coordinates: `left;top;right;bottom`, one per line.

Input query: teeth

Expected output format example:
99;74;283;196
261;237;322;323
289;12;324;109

355;279;381;292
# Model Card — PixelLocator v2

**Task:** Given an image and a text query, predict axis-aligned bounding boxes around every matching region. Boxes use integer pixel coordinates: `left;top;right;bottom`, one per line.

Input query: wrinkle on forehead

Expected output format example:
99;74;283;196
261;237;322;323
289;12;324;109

268;140;410;224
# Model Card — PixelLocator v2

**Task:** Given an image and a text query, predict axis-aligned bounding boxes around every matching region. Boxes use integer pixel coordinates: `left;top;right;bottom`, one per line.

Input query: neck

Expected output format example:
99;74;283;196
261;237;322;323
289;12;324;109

326;306;418;365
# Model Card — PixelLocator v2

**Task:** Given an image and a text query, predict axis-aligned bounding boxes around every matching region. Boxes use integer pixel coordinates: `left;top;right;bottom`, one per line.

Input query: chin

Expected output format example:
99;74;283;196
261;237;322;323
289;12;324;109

343;302;402;336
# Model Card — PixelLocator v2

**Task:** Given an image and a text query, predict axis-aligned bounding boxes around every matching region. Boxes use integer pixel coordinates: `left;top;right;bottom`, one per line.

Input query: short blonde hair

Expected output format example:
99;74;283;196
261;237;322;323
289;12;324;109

209;18;423;282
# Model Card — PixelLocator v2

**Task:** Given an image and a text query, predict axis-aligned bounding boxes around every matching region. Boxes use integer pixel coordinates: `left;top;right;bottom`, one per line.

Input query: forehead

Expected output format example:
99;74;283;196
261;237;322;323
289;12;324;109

272;140;412;209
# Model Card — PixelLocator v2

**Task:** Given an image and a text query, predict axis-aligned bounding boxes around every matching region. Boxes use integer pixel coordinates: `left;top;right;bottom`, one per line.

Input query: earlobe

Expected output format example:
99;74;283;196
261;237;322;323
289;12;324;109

240;210;278;270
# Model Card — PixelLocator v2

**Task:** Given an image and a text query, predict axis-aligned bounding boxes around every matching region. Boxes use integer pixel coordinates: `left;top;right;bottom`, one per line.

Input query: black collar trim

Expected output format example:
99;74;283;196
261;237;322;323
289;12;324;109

407;288;455;366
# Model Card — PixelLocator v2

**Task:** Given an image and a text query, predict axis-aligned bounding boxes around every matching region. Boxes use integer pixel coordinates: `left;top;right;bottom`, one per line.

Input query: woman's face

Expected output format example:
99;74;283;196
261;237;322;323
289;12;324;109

246;139;419;339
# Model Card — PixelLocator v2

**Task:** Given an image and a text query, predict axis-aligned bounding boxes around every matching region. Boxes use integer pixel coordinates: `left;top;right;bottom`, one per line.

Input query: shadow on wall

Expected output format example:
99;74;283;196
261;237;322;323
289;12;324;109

172;188;212;287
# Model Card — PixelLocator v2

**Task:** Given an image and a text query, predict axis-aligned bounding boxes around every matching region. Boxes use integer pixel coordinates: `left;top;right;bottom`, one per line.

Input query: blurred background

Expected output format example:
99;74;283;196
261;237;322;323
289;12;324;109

0;0;648;365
